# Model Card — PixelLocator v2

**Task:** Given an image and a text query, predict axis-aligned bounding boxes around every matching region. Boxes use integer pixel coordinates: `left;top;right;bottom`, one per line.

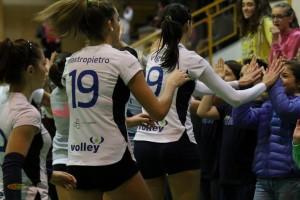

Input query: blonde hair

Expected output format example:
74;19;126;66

35;0;115;40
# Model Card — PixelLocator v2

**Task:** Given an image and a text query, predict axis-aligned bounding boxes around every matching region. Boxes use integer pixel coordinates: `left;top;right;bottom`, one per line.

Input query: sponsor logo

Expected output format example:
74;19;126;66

137;120;168;133
224;115;233;126
70;136;104;153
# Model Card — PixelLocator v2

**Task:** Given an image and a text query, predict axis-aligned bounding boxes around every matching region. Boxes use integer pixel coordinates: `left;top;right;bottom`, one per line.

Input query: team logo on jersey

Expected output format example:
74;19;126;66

224;115;233;126
137;120;168;133
70;136;104;153
89;136;104;144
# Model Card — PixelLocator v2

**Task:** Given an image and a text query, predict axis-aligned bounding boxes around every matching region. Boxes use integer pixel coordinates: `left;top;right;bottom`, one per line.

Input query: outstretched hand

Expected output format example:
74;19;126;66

213;58;225;79
262;57;285;88
239;56;263;87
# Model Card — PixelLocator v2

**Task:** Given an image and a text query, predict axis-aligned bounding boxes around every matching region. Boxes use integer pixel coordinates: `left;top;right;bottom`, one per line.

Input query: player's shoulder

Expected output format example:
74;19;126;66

6;94;40;123
179;44;201;62
179;44;209;67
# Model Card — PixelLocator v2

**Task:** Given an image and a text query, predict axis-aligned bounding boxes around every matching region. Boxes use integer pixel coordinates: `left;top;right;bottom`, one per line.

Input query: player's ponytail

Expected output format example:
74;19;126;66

157;3;191;72
35;0;116;41
35;0;86;37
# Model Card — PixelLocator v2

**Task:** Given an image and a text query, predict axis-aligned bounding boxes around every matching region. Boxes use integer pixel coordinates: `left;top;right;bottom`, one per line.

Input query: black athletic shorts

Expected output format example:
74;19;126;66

67;148;138;191
53;164;67;172
134;133;200;179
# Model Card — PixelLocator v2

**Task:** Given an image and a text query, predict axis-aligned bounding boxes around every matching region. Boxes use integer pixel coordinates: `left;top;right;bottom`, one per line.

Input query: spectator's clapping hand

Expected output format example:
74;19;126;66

262;57;285;88
213;58;225;79
293;120;300;145
270;26;280;43
238;56;263;87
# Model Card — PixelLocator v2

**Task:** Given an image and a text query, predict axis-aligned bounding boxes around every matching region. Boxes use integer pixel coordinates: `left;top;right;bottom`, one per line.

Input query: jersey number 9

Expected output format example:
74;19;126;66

146;66;163;96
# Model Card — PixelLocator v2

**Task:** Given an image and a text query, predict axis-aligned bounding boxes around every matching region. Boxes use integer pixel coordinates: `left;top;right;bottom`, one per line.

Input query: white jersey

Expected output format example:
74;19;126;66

63;44;142;166
135;43;267;143
0;92;51;200
134;44;208;143
51;87;69;165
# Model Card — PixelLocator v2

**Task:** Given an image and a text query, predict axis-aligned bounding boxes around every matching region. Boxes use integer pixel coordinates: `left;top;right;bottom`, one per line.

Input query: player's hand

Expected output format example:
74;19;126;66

50;171;77;190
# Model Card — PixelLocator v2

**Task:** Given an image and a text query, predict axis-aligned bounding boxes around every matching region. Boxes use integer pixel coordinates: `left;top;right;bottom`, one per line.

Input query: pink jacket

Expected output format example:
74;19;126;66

269;28;300;62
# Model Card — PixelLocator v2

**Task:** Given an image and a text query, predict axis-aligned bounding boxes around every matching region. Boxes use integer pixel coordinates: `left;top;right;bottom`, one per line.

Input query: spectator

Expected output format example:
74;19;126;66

237;0;272;62
269;3;300;62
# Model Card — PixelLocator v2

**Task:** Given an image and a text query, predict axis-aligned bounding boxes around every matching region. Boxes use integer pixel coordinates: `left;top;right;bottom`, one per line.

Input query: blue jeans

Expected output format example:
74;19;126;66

254;178;300;200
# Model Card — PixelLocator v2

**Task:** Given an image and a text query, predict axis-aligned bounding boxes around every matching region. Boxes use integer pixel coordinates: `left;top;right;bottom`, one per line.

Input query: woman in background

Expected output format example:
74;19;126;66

269;2;300;62
237;0;272;62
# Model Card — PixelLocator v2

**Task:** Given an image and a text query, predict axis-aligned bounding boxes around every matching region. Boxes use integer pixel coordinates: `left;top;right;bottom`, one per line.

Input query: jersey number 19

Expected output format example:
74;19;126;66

69;69;99;108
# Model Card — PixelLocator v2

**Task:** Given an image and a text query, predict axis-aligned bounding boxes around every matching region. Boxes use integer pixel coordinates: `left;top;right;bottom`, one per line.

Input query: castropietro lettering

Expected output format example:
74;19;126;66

68;56;110;65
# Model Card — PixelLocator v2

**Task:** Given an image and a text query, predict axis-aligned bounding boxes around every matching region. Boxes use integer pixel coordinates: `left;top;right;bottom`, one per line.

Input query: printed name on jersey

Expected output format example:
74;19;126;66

137;120;168;133
70;136;104;153
68;56;110;65
73;118;98;130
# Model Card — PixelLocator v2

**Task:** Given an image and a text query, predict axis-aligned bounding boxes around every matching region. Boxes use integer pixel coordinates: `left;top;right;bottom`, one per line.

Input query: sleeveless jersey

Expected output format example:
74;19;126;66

63;44;142;166
134;44;209;143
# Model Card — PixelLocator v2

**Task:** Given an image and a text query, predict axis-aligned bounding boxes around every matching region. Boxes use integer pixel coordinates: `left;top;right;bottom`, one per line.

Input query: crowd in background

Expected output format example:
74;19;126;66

0;0;300;200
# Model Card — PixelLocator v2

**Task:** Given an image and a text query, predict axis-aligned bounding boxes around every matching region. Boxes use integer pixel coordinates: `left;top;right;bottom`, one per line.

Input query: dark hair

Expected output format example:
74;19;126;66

285;59;300;81
273;3;299;28
156;3;191;71
237;0;271;36
225;60;242;80
0;38;42;85
242;57;268;69
35;0;116;41
48;52;71;88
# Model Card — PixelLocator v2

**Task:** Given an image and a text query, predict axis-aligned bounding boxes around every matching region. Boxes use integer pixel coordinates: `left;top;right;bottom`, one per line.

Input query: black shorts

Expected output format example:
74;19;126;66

67;148;138;192
134;133;200;179
53;164;67;172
